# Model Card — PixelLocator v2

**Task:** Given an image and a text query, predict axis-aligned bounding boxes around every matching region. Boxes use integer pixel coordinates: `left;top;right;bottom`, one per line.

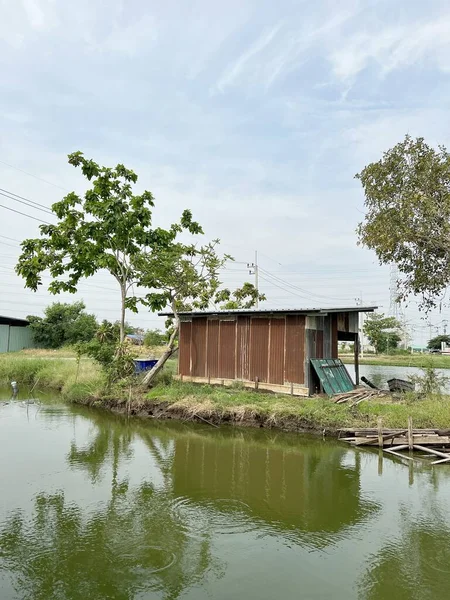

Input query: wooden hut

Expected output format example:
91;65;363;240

161;307;376;396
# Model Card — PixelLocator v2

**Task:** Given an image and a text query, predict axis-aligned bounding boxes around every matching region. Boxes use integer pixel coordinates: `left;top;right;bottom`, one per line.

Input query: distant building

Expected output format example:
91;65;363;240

160;306;377;396
125;333;144;345
0;315;36;353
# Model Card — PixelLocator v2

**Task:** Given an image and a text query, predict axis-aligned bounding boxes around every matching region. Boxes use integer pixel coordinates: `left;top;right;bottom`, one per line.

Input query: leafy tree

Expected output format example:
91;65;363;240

356;135;450;311
27;301;98;348
215;281;264;309
16;152;201;343
76;320;136;385
144;329;167;347
363;312;402;354
136;240;265;387
427;334;450;350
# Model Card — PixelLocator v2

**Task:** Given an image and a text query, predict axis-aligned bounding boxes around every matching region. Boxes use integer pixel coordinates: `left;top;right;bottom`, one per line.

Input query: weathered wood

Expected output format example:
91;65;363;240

414;445;450;459
378;417;383;448
349;435;450;446
408;416;414;450
431;457;450;465
384;447;414;461
354;333;359;385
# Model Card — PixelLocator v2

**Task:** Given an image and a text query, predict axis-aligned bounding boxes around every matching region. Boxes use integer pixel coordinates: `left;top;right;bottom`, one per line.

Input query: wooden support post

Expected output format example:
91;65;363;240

354;333;360;385
408;416;413;450
377;417;383;448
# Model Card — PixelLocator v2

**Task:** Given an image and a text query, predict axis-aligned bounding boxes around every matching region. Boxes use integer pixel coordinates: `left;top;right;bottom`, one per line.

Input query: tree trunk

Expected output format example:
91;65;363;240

119;283;126;343
142;322;179;388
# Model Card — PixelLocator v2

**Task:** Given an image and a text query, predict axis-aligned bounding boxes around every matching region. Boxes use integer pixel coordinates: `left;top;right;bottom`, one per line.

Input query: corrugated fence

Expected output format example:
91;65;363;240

0;325;36;353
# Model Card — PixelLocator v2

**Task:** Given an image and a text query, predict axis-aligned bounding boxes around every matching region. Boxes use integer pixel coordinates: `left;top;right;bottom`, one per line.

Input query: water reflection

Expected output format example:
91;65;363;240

2;397;450;599
359;505;450;600
0;487;218;600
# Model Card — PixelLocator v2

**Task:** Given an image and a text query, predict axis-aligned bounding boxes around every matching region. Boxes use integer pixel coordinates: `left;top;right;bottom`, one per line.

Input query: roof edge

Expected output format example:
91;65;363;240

158;306;378;317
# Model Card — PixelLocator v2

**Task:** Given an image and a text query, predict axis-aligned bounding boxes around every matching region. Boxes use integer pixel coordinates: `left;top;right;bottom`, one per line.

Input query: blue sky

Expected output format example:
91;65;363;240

2;0;450;344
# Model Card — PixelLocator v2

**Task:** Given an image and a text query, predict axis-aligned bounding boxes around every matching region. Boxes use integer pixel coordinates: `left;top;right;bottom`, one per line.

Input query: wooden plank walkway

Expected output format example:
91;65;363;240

339;418;450;465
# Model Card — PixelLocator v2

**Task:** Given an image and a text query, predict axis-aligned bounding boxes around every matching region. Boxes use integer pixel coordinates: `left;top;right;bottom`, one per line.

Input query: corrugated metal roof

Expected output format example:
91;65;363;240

159;306;377;317
0;315;29;327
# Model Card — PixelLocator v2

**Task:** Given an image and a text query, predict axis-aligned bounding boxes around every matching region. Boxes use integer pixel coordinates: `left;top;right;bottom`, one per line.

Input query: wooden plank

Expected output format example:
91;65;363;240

378;417;383;448
414;445;450;459
408;416;413;450
431;457;450;465
384;447;414;461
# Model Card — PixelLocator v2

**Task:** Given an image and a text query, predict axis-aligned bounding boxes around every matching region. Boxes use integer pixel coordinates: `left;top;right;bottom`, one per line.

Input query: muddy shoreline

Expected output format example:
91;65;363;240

82;396;331;436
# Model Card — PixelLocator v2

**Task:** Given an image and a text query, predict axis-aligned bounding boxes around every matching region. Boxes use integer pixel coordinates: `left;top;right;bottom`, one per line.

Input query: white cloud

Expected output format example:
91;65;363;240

329;14;450;82
214;23;283;94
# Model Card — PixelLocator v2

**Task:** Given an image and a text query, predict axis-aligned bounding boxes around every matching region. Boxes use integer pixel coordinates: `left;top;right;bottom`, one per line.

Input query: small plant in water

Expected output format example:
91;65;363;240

408;364;449;398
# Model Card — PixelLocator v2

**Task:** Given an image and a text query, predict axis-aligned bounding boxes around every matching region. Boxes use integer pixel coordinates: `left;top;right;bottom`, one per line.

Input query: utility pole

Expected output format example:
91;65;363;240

247;250;259;308
355;295;364;358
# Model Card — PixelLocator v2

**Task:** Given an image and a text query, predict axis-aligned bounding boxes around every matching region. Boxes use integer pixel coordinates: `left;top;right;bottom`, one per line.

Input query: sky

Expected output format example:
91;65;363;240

1;0;450;345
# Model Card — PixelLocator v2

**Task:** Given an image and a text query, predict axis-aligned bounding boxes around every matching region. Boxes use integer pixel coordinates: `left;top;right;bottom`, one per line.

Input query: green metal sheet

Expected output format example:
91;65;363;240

8;326;35;352
0;325;9;353
310;358;354;396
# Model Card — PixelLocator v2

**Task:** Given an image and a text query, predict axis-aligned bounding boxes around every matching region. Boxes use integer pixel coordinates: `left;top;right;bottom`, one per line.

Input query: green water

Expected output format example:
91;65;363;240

1;391;450;599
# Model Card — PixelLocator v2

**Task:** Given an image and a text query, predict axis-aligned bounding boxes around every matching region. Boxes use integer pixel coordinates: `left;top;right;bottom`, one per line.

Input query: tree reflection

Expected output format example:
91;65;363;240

358;504;450;600
0;485;220;600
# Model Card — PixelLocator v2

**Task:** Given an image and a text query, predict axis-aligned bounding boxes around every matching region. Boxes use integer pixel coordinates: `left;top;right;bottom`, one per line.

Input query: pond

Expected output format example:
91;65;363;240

346;363;450;392
1;389;450;599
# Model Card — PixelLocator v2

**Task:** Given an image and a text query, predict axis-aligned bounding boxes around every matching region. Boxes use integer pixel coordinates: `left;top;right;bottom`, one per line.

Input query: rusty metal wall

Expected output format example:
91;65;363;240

337;312;350;332
285;315;305;384
179;321;192;375
249;318;270;382
236;317;250;380
207;319;219;378
218;320;237;379
191;317;207;377
268;318;285;385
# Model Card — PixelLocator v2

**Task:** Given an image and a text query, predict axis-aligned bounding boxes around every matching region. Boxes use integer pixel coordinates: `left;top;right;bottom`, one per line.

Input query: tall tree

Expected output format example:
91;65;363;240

137;240;265;387
356;135;450;311
16;152;201;343
363;312;402;354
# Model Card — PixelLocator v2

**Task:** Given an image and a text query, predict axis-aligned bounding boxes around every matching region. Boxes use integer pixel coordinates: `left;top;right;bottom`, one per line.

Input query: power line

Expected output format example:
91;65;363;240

0;159;68;191
0;234;21;243
259;267;356;303
0;203;50;224
0;188;54;214
0;190;54;216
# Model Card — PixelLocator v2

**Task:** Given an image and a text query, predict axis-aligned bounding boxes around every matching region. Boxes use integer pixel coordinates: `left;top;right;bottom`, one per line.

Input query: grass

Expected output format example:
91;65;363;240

341;353;450;369
144;380;450;430
0;354;103;399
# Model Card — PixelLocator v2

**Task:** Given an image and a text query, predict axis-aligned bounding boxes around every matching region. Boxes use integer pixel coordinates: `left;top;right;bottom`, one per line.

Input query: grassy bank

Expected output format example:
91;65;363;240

92;380;450;432
0;354;103;401
3;353;450;433
341;353;450;369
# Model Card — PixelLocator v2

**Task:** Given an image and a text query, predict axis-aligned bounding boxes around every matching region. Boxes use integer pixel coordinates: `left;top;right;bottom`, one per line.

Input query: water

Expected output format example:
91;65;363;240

347;363;450;391
1;391;450;599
